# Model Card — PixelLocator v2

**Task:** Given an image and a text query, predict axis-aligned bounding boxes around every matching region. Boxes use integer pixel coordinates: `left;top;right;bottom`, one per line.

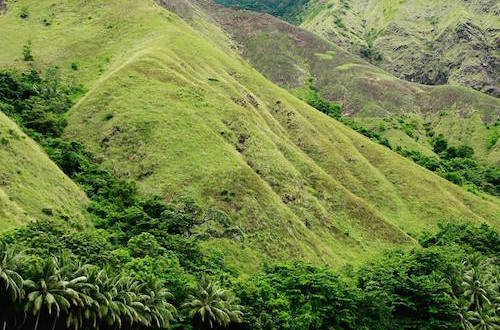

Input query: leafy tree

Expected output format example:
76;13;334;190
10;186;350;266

127;233;165;258
420;223;500;257
236;262;365;329
357;247;463;329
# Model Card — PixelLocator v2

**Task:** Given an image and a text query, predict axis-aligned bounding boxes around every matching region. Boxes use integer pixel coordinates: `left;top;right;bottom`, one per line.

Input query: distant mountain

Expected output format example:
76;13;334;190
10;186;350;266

216;0;500;97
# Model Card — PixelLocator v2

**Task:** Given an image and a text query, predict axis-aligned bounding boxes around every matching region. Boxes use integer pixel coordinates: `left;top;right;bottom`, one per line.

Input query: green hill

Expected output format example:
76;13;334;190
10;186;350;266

0;112;88;230
190;1;500;170
216;0;500;97
0;0;499;273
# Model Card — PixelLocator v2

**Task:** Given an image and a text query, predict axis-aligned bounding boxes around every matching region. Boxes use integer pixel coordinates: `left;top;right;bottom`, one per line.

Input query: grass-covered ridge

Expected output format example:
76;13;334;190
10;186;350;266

189;1;499;170
1;0;499;271
0;106;87;230
217;0;499;96
300;0;499;96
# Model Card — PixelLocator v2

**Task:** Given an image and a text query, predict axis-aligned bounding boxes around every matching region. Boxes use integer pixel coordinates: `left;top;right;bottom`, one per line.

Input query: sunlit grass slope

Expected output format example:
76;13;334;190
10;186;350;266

1;0;498;271
189;2;499;165
0;112;88;231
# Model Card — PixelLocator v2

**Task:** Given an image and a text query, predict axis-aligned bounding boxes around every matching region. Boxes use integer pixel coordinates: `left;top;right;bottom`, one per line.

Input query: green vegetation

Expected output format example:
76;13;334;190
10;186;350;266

202;2;500;168
395;134;500;195
303;80;342;119
0;1;499;328
0;0;498;273
299;0;499;96
22;40;34;62
4;66;493;329
3;219;498;329
214;0;310;24
303;88;499;195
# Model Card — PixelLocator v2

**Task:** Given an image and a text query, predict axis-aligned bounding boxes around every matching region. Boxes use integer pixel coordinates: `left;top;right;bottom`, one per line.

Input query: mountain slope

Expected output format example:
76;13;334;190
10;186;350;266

216;0;500;97
0;112;88;230
186;1;500;167
301;0;500;96
0;0;499;271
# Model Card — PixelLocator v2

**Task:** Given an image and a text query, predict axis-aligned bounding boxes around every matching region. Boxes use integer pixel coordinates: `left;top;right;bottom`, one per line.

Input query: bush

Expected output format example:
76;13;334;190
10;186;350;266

304;86;342;119
432;133;448;153
23;40;34;61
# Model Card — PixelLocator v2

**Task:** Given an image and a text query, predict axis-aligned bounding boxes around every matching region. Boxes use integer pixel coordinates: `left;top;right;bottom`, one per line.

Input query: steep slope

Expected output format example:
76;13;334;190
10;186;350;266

185;1;500;166
216;0;500;97
0;112;88;230
301;0;500;96
1;0;499;271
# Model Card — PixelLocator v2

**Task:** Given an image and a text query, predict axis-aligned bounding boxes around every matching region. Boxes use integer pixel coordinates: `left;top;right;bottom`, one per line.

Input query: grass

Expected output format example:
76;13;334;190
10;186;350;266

0;0;499;271
201;4;500;166
0;112;88;231
298;0;499;96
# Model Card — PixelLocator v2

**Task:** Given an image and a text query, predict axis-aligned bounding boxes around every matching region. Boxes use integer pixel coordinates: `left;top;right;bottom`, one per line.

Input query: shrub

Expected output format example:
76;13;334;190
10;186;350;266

432;133;448;153
23;40;34;61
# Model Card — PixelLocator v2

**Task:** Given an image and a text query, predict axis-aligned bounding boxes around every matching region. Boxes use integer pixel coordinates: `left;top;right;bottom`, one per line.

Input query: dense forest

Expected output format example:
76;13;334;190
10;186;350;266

0;67;499;329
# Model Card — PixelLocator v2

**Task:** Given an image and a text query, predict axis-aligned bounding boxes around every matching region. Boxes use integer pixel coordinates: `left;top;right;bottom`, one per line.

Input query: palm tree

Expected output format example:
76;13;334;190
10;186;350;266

465;305;499;330
86;269;123;329
23;257;86;330
458;258;499;330
0;242;23;330
140;279;176;329
0;242;23;300
88;270;146;329
462;266;491;312
64;265;100;330
182;275;243;329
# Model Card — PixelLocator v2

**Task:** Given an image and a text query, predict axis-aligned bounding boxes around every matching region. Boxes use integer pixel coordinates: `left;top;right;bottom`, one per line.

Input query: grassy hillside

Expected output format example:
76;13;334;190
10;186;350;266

0;112;88;230
0;0;499;272
188;1;500;169
213;0;499;96
300;0;499;96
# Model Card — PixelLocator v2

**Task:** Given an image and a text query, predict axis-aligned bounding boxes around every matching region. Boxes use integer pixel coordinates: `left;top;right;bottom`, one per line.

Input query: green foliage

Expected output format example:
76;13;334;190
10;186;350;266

183;275;243;329
361;29;382;62
301;80;497;195
236;262;364;329
0;250;177;330
214;0;310;24
0;69;72;137
357;247;463;329
23;40;34;61
304;82;342;119
433;133;449;153
128;233;165;258
19;6;29;19
0;67;238;328
334;16;345;28
420;223;500;257
395;144;499;195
